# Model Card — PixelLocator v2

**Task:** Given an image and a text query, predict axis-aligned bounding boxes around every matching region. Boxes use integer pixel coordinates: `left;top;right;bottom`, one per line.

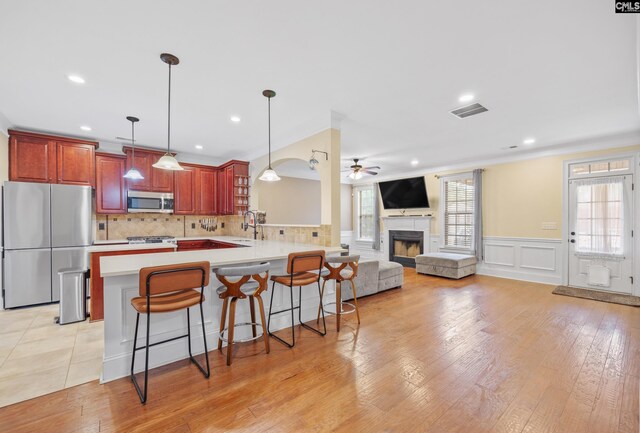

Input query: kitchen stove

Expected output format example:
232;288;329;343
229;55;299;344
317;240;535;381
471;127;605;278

127;236;177;245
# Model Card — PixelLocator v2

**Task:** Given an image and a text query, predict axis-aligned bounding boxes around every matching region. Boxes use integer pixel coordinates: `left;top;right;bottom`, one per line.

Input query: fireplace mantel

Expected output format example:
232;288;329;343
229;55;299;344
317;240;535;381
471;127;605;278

381;216;432;261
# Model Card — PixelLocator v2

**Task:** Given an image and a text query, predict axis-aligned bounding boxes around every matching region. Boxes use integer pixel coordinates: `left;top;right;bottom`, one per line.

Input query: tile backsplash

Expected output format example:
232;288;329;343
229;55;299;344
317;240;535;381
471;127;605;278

95;213;334;246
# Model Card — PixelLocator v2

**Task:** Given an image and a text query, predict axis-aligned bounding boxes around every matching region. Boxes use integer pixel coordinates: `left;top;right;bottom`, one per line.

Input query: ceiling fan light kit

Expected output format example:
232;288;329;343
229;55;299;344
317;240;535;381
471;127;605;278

344;158;380;179
259;89;281;182
152;53;184;171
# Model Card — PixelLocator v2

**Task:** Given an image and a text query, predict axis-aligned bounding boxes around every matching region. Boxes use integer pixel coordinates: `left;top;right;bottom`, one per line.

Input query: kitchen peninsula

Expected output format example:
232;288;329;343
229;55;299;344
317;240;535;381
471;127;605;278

99;237;344;382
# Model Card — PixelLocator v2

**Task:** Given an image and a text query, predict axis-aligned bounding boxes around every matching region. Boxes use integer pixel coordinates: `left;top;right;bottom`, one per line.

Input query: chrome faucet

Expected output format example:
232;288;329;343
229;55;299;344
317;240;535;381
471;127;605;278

243;210;258;240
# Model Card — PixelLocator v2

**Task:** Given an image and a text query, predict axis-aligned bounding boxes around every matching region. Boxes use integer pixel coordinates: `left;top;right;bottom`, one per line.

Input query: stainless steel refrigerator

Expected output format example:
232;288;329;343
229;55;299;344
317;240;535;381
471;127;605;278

2;181;92;308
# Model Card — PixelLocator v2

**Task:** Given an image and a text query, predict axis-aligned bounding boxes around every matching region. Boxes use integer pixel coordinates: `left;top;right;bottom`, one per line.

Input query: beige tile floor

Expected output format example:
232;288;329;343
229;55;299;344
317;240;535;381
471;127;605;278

0;303;103;407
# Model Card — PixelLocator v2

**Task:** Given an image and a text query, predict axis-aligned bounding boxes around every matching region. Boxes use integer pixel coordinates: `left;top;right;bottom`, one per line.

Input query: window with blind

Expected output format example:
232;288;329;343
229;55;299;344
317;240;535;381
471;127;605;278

441;175;475;249
356;187;374;241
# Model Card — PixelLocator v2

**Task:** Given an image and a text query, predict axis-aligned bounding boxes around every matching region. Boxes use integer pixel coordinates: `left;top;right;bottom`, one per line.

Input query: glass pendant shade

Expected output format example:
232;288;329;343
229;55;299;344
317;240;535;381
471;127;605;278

153;153;184;170
123;168;144;179
259;168;281;182
348;171;363;180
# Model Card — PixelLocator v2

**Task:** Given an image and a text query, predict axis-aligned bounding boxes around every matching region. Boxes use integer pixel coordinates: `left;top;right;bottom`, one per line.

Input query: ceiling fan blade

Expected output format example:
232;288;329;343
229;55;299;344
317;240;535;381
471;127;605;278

362;170;378;175
363;166;381;170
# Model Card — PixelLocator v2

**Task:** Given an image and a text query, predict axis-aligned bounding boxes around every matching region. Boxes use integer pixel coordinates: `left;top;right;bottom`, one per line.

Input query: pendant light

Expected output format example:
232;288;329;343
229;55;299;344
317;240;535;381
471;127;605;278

152;53;184;171
258;89;281;182
123;116;144;180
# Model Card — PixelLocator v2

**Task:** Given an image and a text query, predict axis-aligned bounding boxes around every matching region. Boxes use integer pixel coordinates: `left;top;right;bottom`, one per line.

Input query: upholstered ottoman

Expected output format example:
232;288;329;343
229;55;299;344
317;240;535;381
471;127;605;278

415;253;477;279
377;261;404;291
341;260;403;301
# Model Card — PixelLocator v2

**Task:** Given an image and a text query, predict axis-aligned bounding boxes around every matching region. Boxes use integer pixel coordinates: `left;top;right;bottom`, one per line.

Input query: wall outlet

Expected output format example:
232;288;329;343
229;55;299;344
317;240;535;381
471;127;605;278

191;223;196;229
280;230;284;235
98;223;105;231
541;222;558;230
312;231;318;238
221;222;225;228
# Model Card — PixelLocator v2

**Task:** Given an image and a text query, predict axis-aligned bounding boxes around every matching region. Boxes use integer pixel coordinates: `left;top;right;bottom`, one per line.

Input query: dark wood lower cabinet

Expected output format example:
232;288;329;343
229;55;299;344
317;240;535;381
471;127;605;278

176;239;240;251
89;247;174;321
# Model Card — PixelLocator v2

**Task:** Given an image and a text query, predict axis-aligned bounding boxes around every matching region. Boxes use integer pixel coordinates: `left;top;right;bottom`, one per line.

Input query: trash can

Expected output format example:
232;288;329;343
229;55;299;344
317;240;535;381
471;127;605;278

56;268;88;325
340;243;350;257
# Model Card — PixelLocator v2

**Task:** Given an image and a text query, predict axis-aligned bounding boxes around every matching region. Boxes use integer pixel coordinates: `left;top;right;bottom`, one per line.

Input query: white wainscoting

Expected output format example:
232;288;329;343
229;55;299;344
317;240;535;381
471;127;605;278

477;237;562;285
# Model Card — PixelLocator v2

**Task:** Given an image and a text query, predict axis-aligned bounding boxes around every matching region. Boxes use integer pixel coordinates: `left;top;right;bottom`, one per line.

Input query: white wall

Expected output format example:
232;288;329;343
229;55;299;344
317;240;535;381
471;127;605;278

258;176;321;225
340;183;352;231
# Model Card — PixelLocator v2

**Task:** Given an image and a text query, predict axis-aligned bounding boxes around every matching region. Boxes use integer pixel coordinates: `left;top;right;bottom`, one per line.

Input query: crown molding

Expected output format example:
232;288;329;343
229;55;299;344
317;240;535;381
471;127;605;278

351;129;640;185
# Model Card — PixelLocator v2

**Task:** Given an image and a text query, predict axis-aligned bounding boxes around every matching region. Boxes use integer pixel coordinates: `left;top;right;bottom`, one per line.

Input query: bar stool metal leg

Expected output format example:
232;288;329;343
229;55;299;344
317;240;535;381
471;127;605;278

335;281;342;332
317;279;327;323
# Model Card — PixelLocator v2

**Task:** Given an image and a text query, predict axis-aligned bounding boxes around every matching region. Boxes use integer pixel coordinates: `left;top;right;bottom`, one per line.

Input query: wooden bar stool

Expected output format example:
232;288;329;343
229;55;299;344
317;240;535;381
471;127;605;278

130;261;211;404
215;263;271;365
317;255;361;332
267;250;327;348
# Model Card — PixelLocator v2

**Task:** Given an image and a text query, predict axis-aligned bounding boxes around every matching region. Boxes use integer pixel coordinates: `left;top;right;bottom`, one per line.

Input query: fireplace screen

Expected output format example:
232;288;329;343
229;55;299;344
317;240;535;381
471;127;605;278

389;230;424;267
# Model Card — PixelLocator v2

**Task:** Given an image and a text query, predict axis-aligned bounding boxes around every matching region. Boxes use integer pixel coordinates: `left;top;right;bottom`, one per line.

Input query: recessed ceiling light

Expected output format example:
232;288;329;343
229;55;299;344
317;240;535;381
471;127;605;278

230;116;241;123
523;138;536;145
458;93;474;103
80;125;92;131
194;144;203;150
410;159;419;166
68;75;86;84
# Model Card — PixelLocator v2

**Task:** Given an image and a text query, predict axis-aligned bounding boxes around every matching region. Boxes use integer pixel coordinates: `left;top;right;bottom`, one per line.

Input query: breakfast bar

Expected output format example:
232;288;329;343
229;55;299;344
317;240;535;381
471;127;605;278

99;237;343;383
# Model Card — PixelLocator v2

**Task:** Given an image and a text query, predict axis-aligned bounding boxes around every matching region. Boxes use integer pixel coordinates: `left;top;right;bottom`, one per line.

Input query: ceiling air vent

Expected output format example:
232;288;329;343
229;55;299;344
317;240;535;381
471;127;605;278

450;103;488;119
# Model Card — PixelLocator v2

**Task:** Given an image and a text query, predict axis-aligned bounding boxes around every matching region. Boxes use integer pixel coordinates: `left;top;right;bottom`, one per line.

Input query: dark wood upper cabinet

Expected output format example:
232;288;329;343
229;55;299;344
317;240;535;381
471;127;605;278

124;151;152;191
197;168;218;215
56;142;95;186
173;164;197;215
150;156;174;193
217;160;249;215
123;147;174;193
95;153;126;214
8;130;97;186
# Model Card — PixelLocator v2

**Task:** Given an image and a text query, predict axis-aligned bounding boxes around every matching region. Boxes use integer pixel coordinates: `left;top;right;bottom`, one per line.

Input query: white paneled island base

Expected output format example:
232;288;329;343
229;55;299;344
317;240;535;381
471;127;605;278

100;237;343;383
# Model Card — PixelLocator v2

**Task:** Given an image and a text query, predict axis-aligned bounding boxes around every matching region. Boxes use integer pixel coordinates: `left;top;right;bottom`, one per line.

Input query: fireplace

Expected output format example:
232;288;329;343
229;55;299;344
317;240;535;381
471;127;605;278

389;230;424;267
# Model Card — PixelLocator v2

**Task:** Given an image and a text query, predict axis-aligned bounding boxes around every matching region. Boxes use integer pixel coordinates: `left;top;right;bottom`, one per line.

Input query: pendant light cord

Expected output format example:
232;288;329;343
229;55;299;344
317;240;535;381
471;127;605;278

268;95;271;169
131;120;135;162
167;63;172;153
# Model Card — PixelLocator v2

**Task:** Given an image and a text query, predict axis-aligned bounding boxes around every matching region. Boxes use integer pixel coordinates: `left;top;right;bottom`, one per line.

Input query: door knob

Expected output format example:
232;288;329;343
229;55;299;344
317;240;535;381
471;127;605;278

570;231;575;236
570;239;575;243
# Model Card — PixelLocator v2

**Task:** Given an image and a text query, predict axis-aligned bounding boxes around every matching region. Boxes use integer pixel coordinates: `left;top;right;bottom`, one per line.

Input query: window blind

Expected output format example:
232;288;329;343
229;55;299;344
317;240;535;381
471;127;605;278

443;178;475;248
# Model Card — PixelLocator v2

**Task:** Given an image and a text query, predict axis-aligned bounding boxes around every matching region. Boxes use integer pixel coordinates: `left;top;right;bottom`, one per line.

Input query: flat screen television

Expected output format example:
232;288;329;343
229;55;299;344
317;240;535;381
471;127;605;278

379;176;430;209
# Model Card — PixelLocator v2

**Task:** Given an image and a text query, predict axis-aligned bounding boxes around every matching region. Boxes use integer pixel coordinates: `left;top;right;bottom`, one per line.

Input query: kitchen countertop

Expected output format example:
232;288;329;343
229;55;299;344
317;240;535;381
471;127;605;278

99;237;343;278
90;236;255;253
88;243;178;253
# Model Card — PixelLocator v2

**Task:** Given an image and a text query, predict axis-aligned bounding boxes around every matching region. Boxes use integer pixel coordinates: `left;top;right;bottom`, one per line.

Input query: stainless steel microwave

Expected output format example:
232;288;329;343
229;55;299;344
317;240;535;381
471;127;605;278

127;191;174;213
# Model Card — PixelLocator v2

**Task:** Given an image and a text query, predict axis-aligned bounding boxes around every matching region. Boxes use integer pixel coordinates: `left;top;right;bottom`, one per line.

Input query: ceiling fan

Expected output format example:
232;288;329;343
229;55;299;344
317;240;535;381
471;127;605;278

343;158;380;180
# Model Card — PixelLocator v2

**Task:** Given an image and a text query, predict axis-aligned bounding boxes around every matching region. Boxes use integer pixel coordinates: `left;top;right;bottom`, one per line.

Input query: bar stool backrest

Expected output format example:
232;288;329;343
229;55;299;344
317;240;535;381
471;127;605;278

139;261;210;297
287;250;326;275
215;263;270;298
325;255;360;279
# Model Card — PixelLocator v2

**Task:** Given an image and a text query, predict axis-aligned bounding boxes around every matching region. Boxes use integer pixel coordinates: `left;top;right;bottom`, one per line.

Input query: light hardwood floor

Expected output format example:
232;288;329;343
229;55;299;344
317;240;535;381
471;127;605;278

0;269;638;432
0;304;103;408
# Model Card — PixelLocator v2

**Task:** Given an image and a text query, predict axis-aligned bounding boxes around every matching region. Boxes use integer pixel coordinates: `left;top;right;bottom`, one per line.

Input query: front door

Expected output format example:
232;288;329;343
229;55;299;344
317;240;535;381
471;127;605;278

568;174;633;294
